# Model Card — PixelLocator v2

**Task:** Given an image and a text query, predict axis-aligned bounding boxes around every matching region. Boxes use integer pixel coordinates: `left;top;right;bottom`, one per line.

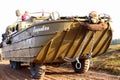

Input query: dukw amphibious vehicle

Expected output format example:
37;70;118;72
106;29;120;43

1;10;112;79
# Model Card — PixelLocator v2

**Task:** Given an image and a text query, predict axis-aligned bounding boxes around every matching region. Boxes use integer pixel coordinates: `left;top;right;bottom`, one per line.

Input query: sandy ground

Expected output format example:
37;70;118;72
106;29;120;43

0;60;120;80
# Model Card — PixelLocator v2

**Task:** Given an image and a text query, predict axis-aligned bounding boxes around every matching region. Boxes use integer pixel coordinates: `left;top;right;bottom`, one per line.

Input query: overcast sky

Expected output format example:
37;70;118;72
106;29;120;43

0;0;119;42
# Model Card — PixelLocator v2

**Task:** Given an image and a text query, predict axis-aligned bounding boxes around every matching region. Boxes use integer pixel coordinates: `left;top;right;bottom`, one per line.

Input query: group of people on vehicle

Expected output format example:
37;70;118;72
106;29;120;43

1;11;110;42
1;11;31;42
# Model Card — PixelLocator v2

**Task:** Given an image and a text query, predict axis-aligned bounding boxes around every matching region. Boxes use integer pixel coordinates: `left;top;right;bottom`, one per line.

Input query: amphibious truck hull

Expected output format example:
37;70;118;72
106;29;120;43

2;20;112;64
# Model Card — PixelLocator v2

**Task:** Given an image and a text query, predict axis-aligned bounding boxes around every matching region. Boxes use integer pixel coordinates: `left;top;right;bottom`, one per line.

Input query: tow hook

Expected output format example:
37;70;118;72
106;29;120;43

75;59;81;69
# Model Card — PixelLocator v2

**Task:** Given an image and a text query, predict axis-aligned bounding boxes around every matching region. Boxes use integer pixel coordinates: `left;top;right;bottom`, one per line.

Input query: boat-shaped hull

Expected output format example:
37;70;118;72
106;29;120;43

2;20;112;64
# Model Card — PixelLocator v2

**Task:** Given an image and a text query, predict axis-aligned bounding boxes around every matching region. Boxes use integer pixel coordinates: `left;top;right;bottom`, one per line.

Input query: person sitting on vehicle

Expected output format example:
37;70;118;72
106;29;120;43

21;11;30;21
89;11;100;24
6;25;13;35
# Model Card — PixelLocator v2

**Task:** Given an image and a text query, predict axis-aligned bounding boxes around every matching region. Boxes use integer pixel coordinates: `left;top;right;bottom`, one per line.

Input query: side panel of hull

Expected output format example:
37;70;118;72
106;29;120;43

35;22;112;64
2;21;73;62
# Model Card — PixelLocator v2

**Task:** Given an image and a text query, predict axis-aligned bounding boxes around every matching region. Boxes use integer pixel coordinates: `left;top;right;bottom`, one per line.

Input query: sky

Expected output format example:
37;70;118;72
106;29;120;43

0;0;119;42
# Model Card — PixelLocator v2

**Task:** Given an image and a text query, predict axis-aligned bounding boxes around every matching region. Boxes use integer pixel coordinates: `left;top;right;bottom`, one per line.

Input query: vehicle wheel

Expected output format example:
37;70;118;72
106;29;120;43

9;60;21;69
30;63;46;79
71;59;90;73
10;60;14;68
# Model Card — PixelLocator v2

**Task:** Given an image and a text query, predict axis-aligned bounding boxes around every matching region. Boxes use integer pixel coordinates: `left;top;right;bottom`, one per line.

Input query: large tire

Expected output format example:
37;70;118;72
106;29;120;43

10;60;21;69
30;63;46;79
10;60;13;68
71;59;90;73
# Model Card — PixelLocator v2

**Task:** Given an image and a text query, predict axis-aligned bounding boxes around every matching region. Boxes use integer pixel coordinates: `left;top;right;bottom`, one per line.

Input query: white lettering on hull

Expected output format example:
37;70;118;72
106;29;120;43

33;25;49;33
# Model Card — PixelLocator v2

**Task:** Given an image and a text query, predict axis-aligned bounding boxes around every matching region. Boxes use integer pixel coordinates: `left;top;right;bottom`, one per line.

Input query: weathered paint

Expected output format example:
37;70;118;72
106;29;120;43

2;20;112;64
